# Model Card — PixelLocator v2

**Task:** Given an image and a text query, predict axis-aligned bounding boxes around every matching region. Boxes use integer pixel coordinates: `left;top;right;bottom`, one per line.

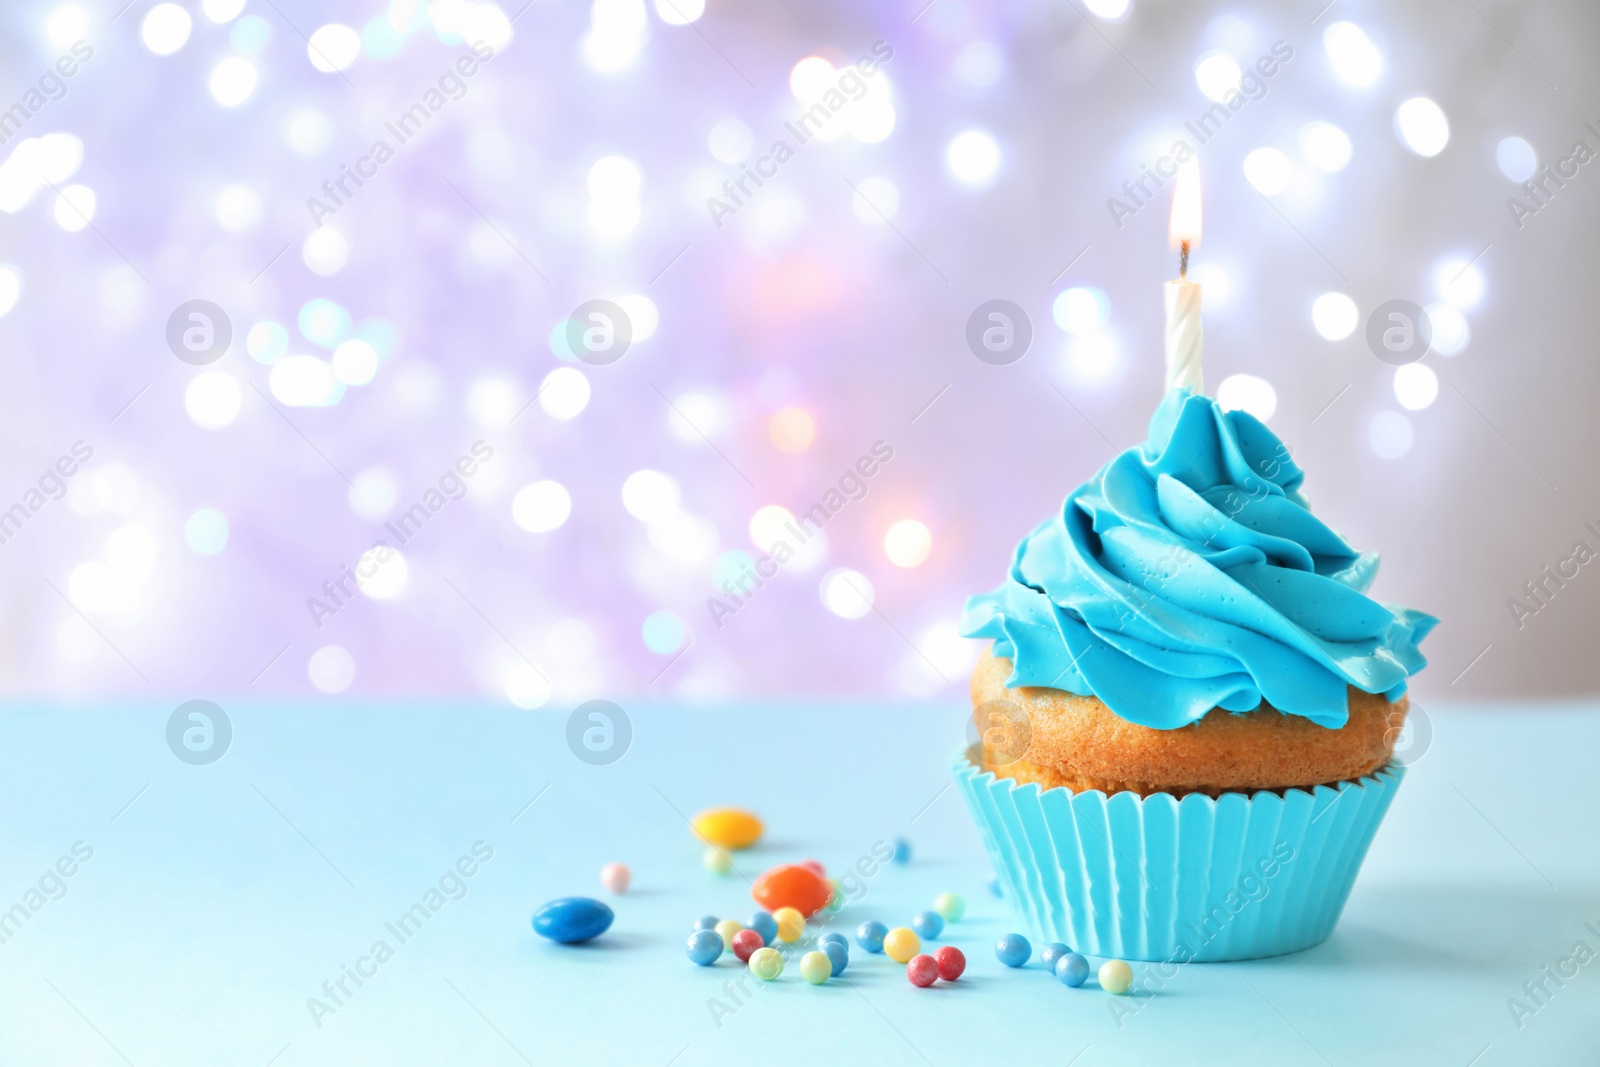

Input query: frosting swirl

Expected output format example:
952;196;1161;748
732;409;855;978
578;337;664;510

961;389;1436;730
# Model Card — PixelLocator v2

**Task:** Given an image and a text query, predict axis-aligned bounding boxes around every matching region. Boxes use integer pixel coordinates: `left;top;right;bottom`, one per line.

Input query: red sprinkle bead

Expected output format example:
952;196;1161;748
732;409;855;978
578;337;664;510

799;859;825;876
907;954;939;987
935;945;966;981
732;928;765;962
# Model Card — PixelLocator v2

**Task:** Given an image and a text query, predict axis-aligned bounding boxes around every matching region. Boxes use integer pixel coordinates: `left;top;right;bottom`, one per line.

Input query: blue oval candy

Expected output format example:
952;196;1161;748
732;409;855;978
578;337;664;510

533;897;614;944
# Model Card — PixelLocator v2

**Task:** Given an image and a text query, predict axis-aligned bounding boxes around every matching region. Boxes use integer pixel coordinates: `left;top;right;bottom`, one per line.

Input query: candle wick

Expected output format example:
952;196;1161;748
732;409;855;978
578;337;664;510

1179;239;1190;281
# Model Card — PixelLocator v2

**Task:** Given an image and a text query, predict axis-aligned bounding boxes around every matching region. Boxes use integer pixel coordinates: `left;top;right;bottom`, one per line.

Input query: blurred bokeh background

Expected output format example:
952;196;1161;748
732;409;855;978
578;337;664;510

0;0;1594;705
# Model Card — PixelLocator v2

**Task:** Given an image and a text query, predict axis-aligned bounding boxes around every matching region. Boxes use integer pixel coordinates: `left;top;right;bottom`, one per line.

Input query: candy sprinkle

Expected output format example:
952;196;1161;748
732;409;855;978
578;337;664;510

749;946;784;981
693;915;719;932
911;911;944;940
599;862;630;894
686;930;722;966
906;954;939;987
818;931;849;951
732;928;764;963
774;907;806;943
752;864;831;918
800;951;832;984
531;897;613;945
996;933;1031;968
703;847;733;875
935;945;966;981
856;920;887;954
883;927;921;964
747;910;779;946
891;838;910;864
714;920;744;953
692;808;764;850
1100;960;1133;995
1039;942;1070;973
932;892;965;922
822;940;848;977
1056;952;1090;988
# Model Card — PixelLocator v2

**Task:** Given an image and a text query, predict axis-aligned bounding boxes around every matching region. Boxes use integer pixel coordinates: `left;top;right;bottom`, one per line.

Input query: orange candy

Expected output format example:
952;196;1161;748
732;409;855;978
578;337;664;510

751;863;831;918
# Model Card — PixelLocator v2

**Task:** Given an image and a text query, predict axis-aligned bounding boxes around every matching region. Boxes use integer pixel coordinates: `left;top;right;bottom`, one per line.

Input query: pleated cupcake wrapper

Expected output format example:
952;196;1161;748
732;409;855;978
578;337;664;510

952;749;1403;962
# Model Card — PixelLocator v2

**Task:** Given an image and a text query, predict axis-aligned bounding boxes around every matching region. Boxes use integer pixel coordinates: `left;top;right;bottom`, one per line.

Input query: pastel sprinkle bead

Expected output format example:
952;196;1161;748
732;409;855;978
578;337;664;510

686;930;722;966
1056;952;1090;988
883;927;921;964
774;907;806;943
747;910;779;947
818;931;849;951
731;928;764;963
822;940;848;977
714;920;744;952
996;933;1031;968
800;951;832;984
935;945;966;981
531;897;614;944
693;915;719;932
692;808;764;850
703;847;733;875
891;838;910;864
906;954;939;987
932;892;965;922
1100;959;1133;995
988;876;1002;898
1039;942;1070;973
749;946;783;981
599;862;630;894
856;920;887;954
911;910;944;940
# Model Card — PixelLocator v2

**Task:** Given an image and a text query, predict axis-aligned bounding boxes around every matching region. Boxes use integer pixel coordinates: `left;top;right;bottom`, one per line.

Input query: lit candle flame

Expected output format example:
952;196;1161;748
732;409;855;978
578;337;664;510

1169;158;1201;276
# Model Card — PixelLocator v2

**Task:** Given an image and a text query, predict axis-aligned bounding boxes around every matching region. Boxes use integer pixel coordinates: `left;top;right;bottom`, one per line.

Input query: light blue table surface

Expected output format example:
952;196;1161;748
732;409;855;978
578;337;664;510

0;700;1595;1066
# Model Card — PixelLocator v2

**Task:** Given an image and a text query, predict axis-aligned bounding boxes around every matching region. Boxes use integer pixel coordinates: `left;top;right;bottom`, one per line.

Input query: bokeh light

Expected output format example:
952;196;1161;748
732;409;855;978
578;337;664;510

1395;97;1450;158
769;407;815;453
1394;363;1439;410
309;646;356;693
1299;121;1353;172
185;509;229;555
1052;287;1110;334
884;519;932;568
141;3;191;56
1194;52;1242;103
1323;21;1382;88
513;481;573;533
945;130;1000;187
1369;411;1414;459
1216;374;1277;421
820;568;873;619
1496;137;1537;183
1311;293;1358;340
1243;148;1291;195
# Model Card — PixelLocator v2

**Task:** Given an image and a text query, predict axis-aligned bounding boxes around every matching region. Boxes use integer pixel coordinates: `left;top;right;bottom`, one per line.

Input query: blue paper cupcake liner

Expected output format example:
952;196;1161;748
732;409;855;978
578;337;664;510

952;748;1403;962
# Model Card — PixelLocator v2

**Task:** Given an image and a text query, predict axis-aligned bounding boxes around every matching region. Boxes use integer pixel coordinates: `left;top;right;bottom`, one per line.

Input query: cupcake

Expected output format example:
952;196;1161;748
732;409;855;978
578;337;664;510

954;388;1435;962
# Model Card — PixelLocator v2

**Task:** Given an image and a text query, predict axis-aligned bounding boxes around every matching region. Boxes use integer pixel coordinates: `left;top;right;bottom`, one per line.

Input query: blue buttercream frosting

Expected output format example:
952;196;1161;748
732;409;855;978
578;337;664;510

961;389;1437;730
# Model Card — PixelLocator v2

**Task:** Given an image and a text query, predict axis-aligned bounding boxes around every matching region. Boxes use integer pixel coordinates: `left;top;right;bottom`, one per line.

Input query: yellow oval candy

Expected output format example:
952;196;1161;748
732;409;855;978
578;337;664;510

692;808;763;850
